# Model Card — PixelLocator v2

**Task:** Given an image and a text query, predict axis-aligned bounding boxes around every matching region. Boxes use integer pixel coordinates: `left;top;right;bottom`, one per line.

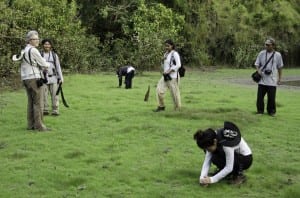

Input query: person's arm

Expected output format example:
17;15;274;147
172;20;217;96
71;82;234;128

254;52;262;74
209;146;234;183
278;68;282;85
199;151;212;184
31;48;50;69
277;53;284;85
117;70;122;87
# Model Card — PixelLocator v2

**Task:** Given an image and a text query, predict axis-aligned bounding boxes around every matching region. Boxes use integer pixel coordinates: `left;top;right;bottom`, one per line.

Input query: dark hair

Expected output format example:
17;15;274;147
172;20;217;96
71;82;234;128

165;39;175;49
41;38;53;46
194;128;216;149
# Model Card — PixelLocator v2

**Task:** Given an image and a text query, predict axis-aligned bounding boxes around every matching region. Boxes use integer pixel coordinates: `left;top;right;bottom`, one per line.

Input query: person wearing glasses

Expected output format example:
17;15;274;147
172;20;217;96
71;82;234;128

254;37;284;116
20;30;51;131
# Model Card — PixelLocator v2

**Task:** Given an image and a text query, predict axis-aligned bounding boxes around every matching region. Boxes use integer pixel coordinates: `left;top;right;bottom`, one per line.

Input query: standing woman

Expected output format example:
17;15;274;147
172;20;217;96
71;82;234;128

20;30;50;131
41;39;64;116
154;39;182;112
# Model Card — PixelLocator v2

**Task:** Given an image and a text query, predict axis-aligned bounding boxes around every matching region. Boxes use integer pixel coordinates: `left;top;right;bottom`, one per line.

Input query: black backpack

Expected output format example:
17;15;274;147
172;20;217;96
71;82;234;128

171;52;186;78
216;121;241;147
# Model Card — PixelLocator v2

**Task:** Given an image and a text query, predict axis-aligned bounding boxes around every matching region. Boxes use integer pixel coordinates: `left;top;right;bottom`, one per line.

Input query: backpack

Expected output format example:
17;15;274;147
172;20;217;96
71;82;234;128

216;121;241;147
171;52;186;78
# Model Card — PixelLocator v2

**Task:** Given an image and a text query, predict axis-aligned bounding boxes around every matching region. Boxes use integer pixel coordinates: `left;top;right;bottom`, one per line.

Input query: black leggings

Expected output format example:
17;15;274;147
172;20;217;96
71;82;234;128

125;71;135;89
211;152;253;176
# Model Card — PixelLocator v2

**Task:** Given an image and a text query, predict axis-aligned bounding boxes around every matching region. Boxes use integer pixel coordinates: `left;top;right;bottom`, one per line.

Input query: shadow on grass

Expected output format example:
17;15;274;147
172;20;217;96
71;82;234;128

64;150;85;159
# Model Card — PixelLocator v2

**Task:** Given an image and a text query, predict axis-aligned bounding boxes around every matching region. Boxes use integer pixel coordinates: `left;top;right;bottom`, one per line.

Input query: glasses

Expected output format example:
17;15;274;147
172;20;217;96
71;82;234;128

31;38;40;41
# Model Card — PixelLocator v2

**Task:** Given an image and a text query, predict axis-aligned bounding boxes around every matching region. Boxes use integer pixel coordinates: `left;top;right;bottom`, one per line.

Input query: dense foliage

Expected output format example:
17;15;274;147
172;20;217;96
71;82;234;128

1;0;300;80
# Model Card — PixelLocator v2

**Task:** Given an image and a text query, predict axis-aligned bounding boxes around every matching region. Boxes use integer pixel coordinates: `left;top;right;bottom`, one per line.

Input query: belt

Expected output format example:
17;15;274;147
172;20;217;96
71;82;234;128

48;75;56;77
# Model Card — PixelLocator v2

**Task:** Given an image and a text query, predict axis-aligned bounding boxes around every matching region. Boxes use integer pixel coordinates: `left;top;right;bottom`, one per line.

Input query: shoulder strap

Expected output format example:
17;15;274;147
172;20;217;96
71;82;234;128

169;51;175;68
23;48;33;65
261;51;275;71
52;51;57;69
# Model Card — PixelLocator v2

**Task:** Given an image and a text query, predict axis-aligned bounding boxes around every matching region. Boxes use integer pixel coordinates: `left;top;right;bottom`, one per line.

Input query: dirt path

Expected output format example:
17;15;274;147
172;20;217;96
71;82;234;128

228;76;300;90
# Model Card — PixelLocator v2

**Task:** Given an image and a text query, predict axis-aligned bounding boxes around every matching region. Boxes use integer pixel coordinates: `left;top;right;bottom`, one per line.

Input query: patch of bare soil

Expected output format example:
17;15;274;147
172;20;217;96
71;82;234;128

228;76;300;90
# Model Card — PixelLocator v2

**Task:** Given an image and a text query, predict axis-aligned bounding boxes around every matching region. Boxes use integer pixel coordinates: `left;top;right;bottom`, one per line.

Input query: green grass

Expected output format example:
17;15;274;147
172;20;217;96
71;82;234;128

0;68;300;198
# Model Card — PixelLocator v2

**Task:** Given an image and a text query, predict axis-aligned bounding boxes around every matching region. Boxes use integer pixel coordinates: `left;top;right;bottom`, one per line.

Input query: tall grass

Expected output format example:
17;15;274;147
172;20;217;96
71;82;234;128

0;68;300;198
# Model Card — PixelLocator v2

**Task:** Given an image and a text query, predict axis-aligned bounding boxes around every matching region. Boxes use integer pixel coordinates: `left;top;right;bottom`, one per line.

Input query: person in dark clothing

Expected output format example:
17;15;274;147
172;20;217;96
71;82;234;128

116;66;135;89
194;121;253;186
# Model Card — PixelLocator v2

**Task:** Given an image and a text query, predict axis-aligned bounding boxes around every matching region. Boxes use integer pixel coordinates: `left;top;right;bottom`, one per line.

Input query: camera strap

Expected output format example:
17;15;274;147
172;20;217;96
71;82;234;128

260;51;275;72
24;47;43;80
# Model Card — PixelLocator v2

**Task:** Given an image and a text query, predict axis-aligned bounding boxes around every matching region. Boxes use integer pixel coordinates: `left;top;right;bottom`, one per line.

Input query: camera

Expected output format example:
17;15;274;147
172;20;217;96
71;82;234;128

42;71;48;84
163;73;172;81
264;70;272;75
36;78;44;87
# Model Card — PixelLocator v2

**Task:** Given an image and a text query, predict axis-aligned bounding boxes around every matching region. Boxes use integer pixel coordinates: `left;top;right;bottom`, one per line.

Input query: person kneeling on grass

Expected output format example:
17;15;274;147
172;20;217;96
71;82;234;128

193;121;253;186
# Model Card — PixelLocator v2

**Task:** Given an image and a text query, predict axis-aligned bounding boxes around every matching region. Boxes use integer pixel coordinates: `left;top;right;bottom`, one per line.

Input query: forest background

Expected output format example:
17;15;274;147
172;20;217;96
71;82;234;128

0;0;300;86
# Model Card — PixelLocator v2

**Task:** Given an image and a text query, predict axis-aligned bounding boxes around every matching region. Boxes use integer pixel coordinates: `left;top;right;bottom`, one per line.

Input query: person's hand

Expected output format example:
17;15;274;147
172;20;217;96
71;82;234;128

257;70;262;75
200;176;211;185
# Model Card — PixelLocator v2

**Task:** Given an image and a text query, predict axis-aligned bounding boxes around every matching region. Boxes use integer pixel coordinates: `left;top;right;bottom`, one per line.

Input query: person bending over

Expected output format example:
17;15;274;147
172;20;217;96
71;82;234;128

116;65;135;89
194;121;252;186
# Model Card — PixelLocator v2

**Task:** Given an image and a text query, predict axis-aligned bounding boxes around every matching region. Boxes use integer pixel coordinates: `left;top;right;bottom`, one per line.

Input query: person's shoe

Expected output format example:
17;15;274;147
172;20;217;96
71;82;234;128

43;111;49;115
27;127;34;130
153;106;165;112
51;112;60;116
256;112;263;115
229;174;247;185
268;113;276;117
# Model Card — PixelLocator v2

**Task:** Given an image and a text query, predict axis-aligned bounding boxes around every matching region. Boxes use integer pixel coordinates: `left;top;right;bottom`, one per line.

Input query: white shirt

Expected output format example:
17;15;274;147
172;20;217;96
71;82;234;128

42;51;64;84
127;66;135;73
162;50;181;79
200;138;252;183
254;50;284;86
20;44;50;80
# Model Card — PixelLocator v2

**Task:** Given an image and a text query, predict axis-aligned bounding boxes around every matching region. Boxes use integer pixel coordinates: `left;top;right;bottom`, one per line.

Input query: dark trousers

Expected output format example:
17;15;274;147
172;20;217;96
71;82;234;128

23;79;45;130
256;84;277;114
211;152;253;176
125;71;135;89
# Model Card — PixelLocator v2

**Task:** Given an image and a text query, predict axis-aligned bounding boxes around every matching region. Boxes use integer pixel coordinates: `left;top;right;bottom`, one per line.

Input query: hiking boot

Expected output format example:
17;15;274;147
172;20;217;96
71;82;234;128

268;113;276;117
153;106;165;112
229;174;246;185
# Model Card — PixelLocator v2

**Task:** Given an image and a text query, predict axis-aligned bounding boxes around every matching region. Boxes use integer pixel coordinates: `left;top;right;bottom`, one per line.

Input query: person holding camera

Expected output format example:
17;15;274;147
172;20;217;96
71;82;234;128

194;121;253;186
20;30;51;131
254;38;284;116
41;39;64;116
154;39;182;112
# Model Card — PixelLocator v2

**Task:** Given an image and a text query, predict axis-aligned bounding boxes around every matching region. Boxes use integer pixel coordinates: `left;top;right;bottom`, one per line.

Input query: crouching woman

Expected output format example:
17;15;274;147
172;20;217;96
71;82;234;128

193;121;253;185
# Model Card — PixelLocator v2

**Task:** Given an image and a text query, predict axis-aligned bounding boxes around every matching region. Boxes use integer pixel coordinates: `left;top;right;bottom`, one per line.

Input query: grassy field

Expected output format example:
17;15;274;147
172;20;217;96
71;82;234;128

0;68;300;198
